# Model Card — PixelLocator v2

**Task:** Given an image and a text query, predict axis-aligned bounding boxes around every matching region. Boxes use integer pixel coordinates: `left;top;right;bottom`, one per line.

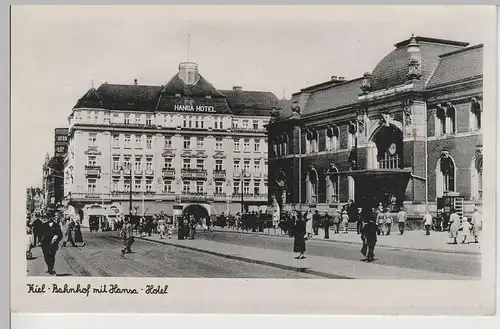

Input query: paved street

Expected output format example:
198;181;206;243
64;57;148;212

27;228;480;279
26;231;320;278
194;230;481;278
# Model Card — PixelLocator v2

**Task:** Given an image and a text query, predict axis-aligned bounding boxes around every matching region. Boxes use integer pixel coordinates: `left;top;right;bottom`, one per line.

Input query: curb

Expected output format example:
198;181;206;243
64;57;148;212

135;236;352;279
209;229;481;256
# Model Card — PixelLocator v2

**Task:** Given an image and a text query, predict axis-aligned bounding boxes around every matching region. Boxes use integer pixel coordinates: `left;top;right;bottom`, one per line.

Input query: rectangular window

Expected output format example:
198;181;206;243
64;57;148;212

243;120;249;129
112;179;119;192
112;156;120;170
86;112;91;122
254;139;260;152
124;115;130;125
244;139;250;152
88;133;97;146
146;136;152;149
200;118;204;129
215;160;223;171
87;155;97;166
183;159;191;169
264;140;268;153
124;135;131;148
264;161;268;174
183;181;191;193
195;118;199;128
104;113;110;124
87;179;97;193
253;120;259;130
183;117;187;128
197;137;204;150
135;116;141;124
254;161;260;173
254;182;260;195
146;116;152;126
243;160;250;173
234;140;240;152
183;137;191;150
233;181;240;194
164;137;172;149
123;157;131;171
124;179;131;192
135;135;142;149
113;135;120;148
215;138;223;151
243;181;250;194
135;179;142;191
146;158;153;171
146;180;152;192
188;117;193;128
163;180;172;193
196;159;204;170
233;120;239;129
135;157;142;171
196;181;204;193
233;160;240;173
215;181;223;195
164;158;172;169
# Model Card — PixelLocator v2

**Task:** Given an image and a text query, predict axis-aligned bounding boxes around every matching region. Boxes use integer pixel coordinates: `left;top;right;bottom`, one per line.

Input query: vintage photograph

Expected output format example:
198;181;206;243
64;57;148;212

11;5;497;315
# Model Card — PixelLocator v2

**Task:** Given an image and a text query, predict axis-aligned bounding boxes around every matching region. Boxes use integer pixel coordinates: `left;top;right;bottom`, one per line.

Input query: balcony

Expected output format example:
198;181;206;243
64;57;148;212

134;169;143;176
85;165;101;177
213;170;226;180
144;169;155;176
213;193;227;201
181;168;207;179
253;172;262;178
111;168;122;176
181;192;213;202
231;193;268;201
162;168;175;177
233;171;241;178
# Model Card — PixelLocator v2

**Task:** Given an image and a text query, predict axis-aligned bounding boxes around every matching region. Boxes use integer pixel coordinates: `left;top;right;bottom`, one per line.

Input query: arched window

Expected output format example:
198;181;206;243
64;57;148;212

470;97;482;131
347;122;357;149
471;150;483;200
436;152;456;198
435;103;456;136
304;130;312;154
325;165;339;203
326;125;340;151
305;168;318;204
281;134;288;156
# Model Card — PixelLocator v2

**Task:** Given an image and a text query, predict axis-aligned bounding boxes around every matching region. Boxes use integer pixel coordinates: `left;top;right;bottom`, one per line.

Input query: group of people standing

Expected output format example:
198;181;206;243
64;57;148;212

448;207;482;245
26;209;85;275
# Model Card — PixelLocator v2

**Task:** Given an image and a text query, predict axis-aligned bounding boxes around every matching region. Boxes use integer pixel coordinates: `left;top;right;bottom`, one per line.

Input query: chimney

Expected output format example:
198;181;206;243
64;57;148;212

338;77;345;80
331;76;338;80
233;86;242;91
134;79;138;85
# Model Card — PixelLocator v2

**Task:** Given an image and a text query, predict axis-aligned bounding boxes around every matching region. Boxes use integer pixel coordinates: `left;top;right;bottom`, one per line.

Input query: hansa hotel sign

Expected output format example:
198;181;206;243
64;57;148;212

173;104;216;113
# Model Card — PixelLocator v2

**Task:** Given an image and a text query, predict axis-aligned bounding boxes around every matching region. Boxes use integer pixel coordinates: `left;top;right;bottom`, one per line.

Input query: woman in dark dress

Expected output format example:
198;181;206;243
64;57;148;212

291;216;307;259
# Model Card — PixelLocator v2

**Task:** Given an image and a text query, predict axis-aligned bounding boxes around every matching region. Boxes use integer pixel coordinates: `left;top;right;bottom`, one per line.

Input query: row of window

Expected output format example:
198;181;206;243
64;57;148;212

74;110;268;130
87;178;268;195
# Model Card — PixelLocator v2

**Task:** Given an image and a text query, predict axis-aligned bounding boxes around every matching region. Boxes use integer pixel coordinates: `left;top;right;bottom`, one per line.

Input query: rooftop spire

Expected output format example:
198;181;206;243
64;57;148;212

187;33;191;62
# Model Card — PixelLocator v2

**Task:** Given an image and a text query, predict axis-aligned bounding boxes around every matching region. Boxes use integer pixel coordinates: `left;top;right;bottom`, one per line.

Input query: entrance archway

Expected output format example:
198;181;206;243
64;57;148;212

370;123;403;169
183;204;210;221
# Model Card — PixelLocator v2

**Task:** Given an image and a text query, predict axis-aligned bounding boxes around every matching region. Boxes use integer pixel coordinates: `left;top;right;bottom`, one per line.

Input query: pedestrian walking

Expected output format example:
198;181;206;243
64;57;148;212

360;208;380;262
305;210;313;238
376;209;385;235
120;219;135;255
397;207;407;235
356;208;363;235
470;208;482;243
291;215;306;259
61;216;76;248
312;210;321;235
323;211;331;239
26;221;34;260
32;214;43;246
332;208;341;234
157;217;167;239
448;209;461;245
341;209;349;234
74;217;85;247
460;217;472;244
272;209;280;229
384;209;392;235
423;211;433;235
39;214;63;275
189;215;197;239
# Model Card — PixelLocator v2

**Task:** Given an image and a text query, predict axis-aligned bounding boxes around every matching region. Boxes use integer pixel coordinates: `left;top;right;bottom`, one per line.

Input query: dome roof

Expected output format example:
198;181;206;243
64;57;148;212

370;37;469;91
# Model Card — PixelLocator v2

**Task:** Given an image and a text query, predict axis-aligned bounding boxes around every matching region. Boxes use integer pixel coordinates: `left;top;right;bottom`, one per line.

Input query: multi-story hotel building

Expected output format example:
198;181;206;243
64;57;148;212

268;36;483;218
64;62;278;225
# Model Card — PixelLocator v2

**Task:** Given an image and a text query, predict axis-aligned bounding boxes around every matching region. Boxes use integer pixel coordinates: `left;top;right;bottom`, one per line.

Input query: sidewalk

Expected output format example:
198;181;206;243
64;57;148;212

136;234;477;280
209;227;481;255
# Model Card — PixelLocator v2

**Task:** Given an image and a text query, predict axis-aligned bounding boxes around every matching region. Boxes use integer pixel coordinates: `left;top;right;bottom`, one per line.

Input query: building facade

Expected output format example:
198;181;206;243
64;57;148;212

268;36;483;218
64;62;277;225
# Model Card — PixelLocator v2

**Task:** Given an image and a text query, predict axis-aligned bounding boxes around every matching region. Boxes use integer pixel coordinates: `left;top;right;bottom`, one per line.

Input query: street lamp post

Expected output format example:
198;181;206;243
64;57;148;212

240;169;246;214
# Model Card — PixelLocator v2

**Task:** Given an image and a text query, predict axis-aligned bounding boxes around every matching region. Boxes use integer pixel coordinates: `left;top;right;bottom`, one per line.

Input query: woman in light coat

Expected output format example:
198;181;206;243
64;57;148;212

305;211;313;238
341;209;349;234
470;208;482;243
448;210;461;244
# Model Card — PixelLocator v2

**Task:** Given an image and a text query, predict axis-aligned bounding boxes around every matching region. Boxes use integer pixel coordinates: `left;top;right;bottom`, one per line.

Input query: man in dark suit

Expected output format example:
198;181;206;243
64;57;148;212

312;210;321;235
360;208;380;263
32;214;43;246
39;214;63;275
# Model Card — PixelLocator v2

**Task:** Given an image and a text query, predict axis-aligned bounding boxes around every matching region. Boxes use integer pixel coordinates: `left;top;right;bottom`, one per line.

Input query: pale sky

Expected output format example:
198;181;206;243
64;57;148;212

11;5;494;189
